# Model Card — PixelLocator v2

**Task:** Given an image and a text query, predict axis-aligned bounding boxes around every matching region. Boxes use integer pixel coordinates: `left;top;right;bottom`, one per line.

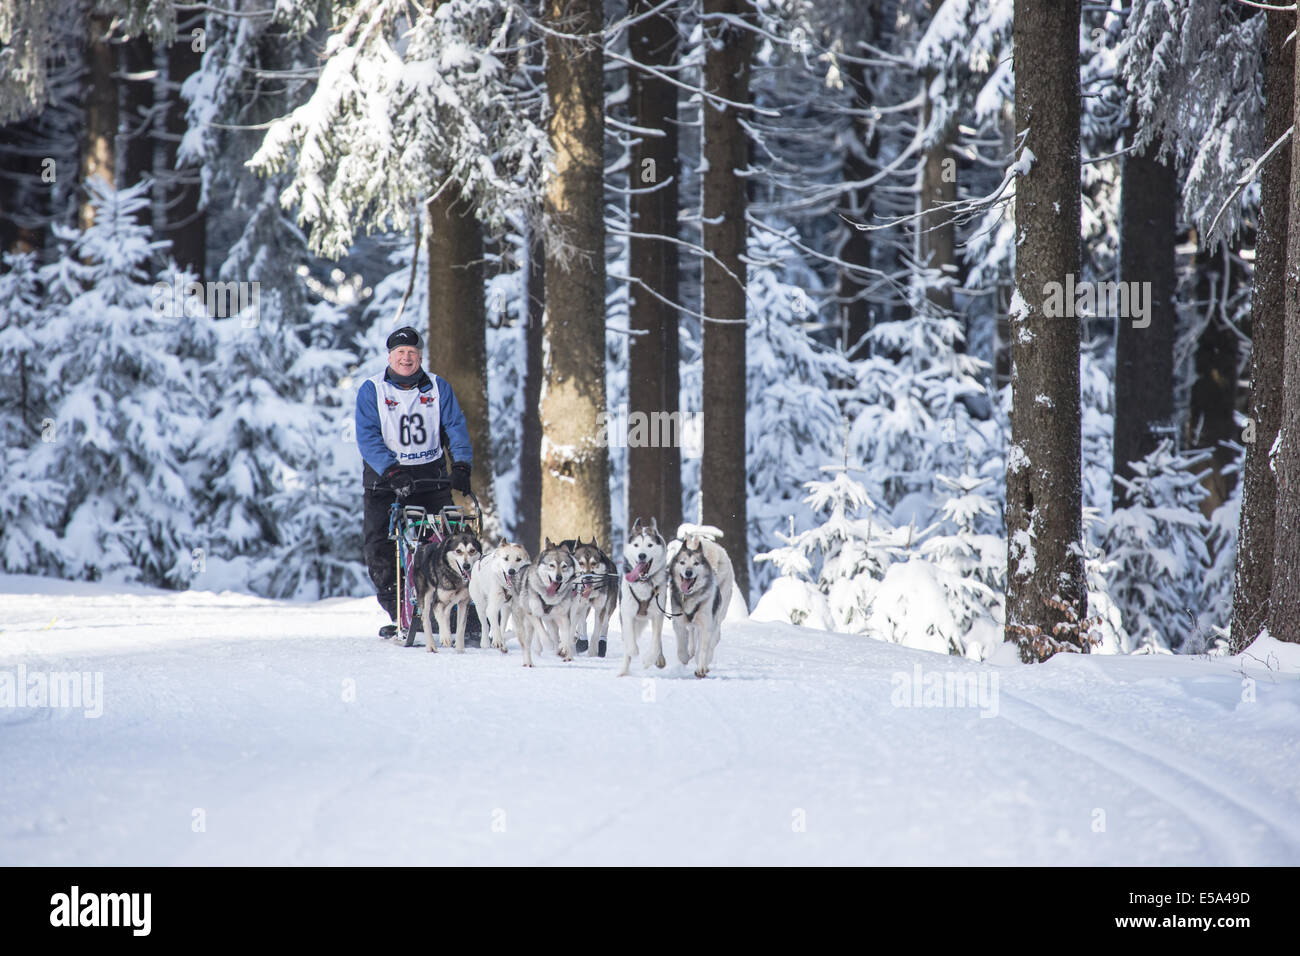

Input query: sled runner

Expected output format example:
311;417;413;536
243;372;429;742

383;476;482;647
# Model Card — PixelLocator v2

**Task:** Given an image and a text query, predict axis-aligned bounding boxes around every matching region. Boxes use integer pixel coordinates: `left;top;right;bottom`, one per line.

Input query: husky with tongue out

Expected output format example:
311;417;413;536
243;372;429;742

618;517;669;676
669;532;734;678
516;538;578;666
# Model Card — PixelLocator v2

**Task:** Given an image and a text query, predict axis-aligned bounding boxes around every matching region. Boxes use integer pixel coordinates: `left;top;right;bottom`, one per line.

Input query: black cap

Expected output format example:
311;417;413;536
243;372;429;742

386;326;422;351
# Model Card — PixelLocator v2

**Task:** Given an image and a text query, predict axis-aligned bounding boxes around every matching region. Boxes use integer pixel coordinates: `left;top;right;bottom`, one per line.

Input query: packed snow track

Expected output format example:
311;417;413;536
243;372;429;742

2;575;1298;865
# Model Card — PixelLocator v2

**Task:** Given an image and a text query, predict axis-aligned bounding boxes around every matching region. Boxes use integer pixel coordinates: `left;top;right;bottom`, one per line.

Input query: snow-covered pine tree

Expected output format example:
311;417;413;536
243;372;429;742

32;180;212;586
1100;440;1213;652
0;251;66;574
1080;508;1131;654
249;0;547;259
909;470;1005;658
263;300;367;600
753;465;909;635
1080;341;1116;517
191;181;362;597
177;2;368;598
844;307;995;523
745;226;855;596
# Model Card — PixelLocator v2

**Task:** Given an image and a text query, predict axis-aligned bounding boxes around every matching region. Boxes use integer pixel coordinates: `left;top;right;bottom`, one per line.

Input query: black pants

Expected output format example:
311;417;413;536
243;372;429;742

363;484;453;621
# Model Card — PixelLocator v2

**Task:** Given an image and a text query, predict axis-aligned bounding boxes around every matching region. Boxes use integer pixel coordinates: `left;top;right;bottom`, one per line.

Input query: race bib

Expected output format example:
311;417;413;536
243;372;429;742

371;371;442;466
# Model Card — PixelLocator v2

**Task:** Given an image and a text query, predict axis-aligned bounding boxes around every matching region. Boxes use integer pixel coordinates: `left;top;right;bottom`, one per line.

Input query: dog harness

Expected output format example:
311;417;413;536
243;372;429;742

622;559;656;616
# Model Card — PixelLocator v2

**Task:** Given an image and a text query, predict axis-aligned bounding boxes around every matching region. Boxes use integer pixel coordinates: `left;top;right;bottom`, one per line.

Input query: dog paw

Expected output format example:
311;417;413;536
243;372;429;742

694;668;707;678
656;653;666;668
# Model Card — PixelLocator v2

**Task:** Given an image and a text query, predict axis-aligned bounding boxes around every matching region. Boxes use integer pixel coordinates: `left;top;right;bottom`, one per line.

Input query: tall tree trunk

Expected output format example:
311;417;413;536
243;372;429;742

1233;10;1293;650
518;225;545;554
79;13;117;230
1005;0;1086;660
164;23;206;277
1269;12;1300;646
1113;137;1177;507
701;0;754;601
1187;243;1243;515
919;77;957;315
119;35;154;226
836;0;881;358
428;190;498;540
540;0;611;547
626;0;682;534
995;98;1016;388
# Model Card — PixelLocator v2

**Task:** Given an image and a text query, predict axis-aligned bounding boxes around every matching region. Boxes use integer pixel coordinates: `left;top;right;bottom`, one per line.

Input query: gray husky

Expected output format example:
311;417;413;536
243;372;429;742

565;537;619;658
669;534;734;678
413;530;482;653
514;538;577;666
618;517;669;676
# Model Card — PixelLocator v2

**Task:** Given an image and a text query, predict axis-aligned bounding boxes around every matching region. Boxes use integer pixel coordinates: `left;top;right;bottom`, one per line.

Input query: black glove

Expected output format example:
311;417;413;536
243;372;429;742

383;464;414;497
451;461;472;495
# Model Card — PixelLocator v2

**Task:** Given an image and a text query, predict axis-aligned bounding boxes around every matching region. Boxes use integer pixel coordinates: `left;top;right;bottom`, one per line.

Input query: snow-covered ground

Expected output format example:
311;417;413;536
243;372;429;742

2;573;1298;866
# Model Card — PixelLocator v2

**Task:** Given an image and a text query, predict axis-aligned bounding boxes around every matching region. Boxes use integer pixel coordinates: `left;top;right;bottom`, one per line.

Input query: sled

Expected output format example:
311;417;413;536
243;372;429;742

385;477;482;647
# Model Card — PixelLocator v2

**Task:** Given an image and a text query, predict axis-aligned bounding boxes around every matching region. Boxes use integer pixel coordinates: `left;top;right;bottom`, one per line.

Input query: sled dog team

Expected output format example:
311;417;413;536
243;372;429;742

410;518;734;678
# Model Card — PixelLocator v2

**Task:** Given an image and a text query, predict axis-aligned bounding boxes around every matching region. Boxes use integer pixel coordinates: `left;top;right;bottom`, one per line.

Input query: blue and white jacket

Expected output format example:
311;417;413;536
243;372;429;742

355;367;473;489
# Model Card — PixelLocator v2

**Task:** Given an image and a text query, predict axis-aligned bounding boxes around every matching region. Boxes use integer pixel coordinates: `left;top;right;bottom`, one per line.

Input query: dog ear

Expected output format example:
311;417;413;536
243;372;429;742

544;536;554;550
649;516;658;532
498;537;508;549
631;517;642;533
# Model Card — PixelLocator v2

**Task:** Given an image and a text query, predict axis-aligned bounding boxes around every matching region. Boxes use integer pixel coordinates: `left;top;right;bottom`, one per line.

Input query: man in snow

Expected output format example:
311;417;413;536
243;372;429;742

356;326;477;641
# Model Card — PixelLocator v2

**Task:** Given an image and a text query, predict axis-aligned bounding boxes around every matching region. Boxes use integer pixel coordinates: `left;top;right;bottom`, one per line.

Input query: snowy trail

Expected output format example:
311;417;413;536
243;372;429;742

2;575;1298;866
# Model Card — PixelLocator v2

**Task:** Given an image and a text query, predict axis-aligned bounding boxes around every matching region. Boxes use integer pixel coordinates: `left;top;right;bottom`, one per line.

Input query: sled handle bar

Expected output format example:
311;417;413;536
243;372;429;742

385;479;482;524
375;475;450;499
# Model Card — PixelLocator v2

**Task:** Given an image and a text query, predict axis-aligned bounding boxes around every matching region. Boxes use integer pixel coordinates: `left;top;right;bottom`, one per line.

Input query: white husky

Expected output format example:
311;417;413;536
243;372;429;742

618;517;669;677
669;532;734;678
468;540;530;652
